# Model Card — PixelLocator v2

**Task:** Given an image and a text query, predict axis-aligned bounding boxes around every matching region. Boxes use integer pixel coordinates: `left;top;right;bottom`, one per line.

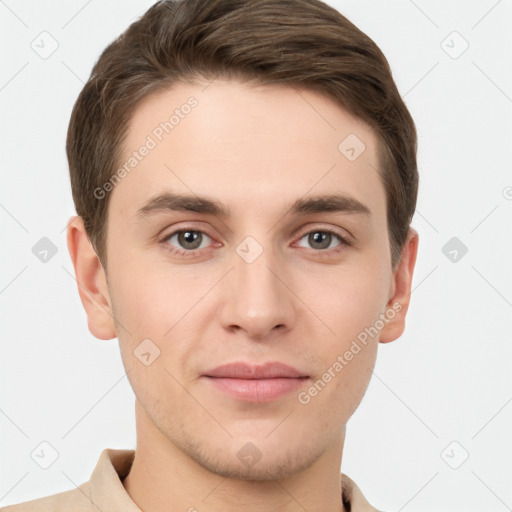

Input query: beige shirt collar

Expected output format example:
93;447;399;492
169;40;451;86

88;448;381;512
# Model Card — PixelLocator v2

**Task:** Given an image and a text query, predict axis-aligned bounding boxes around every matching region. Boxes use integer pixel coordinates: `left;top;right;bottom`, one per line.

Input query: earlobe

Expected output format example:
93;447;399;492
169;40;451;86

379;227;419;344
66;215;117;340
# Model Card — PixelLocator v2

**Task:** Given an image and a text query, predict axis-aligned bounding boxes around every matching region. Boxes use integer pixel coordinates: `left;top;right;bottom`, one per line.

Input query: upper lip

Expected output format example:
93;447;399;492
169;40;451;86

203;362;308;379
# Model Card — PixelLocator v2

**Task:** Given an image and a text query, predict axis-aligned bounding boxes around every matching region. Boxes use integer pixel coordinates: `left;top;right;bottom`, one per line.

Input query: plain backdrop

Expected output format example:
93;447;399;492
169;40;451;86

1;1;511;510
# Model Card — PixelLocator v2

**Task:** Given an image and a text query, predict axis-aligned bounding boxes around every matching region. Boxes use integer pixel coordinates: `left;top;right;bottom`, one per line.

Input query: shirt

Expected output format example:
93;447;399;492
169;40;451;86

1;448;382;511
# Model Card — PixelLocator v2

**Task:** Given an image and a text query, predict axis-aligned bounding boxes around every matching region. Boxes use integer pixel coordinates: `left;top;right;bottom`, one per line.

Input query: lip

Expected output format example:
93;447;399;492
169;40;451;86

203;361;307;379
202;362;309;402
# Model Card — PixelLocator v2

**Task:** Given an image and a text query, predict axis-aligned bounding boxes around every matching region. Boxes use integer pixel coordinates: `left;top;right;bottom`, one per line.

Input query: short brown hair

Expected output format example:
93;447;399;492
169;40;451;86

66;0;418;271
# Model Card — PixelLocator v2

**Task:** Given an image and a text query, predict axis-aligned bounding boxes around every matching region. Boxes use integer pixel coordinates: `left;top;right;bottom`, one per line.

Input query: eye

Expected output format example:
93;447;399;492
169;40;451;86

295;228;351;253
159;226;351;258
161;229;213;256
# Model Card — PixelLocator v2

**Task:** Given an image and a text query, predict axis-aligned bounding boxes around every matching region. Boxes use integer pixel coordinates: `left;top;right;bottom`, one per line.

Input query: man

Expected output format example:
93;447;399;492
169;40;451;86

2;0;418;510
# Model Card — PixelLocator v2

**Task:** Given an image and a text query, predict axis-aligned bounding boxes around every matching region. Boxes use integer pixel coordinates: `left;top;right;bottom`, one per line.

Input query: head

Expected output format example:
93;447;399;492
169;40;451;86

67;0;419;480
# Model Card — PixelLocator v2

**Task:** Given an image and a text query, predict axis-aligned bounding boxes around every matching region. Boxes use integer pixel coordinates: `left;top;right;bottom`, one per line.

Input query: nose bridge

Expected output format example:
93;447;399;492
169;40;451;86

221;234;295;337
237;243;279;300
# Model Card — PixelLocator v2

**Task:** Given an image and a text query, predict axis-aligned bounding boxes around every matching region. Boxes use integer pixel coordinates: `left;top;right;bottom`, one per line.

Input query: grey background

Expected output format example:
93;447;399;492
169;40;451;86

1;0;511;510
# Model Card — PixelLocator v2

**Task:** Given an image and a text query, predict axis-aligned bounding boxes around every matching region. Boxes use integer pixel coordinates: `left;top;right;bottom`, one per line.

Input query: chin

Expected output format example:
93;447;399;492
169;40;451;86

184;437;321;482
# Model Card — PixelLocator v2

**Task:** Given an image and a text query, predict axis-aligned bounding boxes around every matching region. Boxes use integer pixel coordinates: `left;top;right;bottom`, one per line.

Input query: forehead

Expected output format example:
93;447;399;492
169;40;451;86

110;78;385;224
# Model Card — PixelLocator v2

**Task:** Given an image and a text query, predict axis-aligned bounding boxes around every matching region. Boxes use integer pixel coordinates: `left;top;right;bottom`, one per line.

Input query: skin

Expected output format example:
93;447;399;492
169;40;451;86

67;78;418;512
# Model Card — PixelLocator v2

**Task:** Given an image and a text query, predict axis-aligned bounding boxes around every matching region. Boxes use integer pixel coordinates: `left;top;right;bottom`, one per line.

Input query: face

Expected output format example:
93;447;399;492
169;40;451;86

73;78;415;481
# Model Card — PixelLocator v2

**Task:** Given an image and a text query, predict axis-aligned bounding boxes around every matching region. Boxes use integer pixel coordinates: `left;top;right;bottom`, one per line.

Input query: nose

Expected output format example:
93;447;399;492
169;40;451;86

218;242;296;340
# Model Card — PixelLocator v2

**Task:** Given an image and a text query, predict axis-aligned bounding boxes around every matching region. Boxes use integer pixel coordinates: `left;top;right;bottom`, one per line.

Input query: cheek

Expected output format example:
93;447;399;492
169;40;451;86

110;257;188;330
109;261;205;371
310;268;387;341
301;267;383;409
299;344;377;428
309;327;377;423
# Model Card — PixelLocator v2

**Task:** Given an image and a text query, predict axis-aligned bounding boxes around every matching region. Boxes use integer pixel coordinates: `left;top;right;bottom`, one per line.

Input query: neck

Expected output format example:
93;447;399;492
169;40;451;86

122;400;347;512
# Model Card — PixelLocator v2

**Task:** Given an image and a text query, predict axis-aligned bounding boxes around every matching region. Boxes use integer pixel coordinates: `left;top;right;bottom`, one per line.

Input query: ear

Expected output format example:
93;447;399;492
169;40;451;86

379;227;419;344
66;215;117;340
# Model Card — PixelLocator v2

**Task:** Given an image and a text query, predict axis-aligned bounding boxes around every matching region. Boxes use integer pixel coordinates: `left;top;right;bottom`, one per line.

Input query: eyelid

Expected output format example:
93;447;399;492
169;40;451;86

159;221;218;241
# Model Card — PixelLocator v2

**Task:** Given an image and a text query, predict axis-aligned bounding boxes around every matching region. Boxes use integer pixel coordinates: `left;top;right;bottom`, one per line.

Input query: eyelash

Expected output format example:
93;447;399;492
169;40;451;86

159;226;352;258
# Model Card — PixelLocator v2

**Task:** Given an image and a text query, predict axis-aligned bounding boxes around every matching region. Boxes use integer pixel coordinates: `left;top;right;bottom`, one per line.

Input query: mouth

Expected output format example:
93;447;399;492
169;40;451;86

202;361;310;402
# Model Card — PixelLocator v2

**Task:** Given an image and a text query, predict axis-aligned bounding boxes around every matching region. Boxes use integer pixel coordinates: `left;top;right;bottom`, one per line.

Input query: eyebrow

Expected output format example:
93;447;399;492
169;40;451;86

135;191;371;220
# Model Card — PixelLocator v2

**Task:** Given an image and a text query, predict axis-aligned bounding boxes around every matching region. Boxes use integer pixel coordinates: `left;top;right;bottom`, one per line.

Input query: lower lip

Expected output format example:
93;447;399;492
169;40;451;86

203;376;309;402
